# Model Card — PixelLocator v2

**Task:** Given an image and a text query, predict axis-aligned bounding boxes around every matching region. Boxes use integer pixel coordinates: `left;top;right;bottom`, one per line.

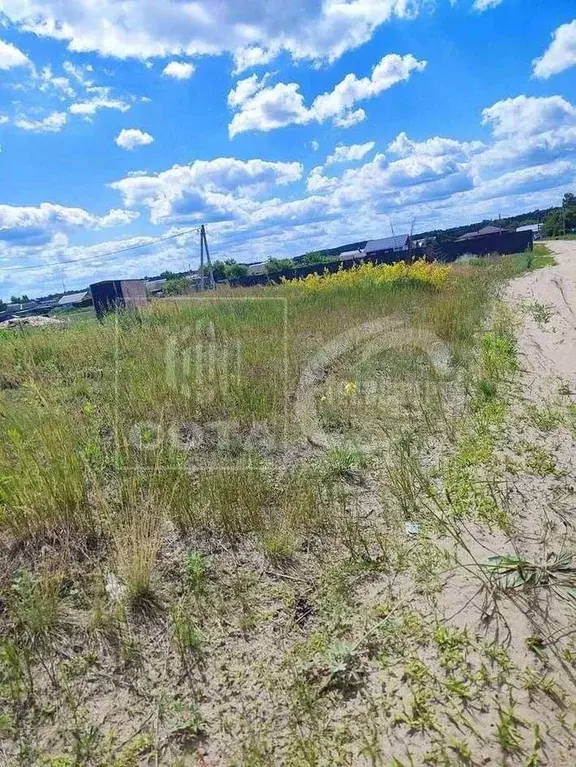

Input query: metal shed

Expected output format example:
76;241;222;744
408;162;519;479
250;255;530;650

364;235;411;255
56;290;92;308
90;280;147;320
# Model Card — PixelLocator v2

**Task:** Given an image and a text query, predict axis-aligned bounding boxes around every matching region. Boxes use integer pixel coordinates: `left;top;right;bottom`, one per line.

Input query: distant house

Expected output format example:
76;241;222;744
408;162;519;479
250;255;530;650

516;224;542;240
7;301;37;313
56;290;92;309
246;262;267;276
146;279;167;296
32;300;58;315
456;225;508;242
364;235;411;257
340;249;364;261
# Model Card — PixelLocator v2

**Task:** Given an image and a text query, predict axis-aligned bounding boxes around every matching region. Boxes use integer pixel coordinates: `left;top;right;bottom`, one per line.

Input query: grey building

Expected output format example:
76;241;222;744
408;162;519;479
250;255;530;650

516;224;542;240
456;225;508;242
146;279;168;296
340;249;364;261
364;235;411;257
56;290;92;309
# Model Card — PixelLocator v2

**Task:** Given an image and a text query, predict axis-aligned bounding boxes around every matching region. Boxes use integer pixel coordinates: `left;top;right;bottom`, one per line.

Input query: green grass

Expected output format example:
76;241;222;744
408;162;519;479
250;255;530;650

1;245;572;765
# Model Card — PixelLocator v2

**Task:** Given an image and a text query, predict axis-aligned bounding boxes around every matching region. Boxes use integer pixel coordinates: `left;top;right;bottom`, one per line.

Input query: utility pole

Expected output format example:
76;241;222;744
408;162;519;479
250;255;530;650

200;227;205;291
199;224;215;290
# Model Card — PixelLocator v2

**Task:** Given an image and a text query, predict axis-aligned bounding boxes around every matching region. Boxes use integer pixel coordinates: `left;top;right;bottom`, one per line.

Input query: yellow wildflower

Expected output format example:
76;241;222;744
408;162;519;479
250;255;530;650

344;381;357;396
282;259;451;293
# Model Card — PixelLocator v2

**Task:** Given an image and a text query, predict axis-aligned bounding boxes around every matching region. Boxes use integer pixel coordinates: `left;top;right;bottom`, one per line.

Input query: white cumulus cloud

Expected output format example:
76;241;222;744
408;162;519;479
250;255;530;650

326;142;376;165
162;61;195;79
0;1;423;68
481;94;576;137
0;202;138;248
228;54;427;137
387;132;485;159
116;128;154;150
0;38;29;69
14;112;68;132
533;19;576;79
70;95;131;117
473;0;504;11
110;157;303;224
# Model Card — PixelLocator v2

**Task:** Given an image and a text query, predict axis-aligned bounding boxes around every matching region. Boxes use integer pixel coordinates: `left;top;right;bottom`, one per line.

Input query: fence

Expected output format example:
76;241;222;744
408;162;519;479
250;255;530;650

227;230;533;288
433;230;534;262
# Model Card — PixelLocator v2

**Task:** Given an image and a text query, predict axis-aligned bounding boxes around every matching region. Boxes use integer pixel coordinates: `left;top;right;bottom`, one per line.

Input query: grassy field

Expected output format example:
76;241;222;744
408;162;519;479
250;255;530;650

1;246;575;766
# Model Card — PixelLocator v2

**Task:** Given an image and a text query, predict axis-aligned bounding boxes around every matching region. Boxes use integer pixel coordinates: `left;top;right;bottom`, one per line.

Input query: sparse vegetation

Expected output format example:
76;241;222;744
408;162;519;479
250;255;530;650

0;244;574;764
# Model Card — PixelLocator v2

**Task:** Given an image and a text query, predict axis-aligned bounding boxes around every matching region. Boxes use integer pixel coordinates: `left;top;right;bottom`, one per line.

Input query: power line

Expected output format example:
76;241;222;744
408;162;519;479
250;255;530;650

1;226;201;274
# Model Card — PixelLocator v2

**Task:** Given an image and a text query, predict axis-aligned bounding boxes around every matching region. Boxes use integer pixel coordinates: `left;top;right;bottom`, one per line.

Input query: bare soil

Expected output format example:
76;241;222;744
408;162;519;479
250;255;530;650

507;239;576;396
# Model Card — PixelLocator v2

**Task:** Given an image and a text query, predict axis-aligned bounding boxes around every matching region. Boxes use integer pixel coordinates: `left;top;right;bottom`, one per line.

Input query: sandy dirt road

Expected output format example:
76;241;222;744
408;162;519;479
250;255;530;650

507;240;576;396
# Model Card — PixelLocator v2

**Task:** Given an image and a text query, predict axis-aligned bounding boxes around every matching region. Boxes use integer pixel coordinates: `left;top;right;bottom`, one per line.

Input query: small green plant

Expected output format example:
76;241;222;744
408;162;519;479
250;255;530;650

481;332;517;383
496;702;523;754
0;639;33;701
486;552;576;595
476;378;497;400
186;551;208;593
9;569;65;647
522;669;565;705
526;723;544;767
112;733;154;767
323;444;365;481
526;404;563;432
320;639;364;692
524;301;553;326
171;603;204;657
525;636;548;663
166;701;204;745
260;527;298;563
523;444;558;476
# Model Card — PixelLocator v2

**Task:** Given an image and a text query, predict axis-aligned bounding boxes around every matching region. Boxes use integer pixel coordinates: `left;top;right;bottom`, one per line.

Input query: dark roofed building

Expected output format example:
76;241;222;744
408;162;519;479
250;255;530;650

456;225;508;242
364;235;411;256
7;301;37;313
56;290;92;309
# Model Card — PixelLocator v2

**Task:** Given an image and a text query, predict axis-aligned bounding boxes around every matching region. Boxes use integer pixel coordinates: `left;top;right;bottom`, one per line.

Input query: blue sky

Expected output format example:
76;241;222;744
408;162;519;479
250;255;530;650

1;0;575;298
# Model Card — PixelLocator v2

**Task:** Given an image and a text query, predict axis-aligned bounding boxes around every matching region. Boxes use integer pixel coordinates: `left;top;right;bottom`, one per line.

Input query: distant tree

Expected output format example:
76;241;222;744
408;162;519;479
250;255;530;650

160;270;178;279
201;259;248;281
265;257;294;274
543;193;576;237
542;210;564;238
223;262;248;279
10;294;29;303
164;277;190;295
298;251;333;266
207;260;226;281
0;298;6;312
